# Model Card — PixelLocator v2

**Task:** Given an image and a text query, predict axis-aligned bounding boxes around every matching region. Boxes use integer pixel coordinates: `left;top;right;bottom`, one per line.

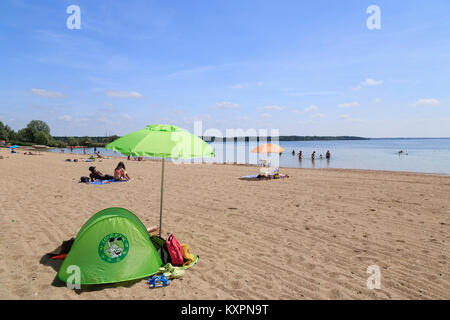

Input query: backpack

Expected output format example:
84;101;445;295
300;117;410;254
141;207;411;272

166;234;184;266
150;235;170;265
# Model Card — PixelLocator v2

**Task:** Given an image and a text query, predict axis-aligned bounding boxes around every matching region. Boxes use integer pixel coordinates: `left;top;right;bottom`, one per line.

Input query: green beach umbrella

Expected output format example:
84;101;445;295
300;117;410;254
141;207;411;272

106;124;215;236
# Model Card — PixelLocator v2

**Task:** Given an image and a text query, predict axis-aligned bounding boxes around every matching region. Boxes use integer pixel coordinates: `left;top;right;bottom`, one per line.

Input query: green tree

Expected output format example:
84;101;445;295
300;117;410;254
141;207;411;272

0;121;8;140
78;136;92;146
67;136;77;147
17;128;34;142
103;135;120;143
27;120;50;136
34;131;50;145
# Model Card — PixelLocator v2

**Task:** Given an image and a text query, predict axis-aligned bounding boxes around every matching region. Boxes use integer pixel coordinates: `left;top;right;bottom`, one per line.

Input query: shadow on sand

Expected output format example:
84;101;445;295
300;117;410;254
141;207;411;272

39;253;143;294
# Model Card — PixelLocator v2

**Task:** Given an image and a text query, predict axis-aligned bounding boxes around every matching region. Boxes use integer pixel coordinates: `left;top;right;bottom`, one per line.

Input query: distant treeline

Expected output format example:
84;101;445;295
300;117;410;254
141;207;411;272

0;119;119;148
52;135;120;147
201;136;368;142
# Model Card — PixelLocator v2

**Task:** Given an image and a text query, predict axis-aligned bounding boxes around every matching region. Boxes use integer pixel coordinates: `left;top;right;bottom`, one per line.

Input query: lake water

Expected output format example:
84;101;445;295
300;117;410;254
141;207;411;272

50;138;450;175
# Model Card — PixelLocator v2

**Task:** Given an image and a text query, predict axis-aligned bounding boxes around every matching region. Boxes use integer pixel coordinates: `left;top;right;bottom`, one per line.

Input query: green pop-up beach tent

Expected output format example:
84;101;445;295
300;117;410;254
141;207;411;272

58;207;162;285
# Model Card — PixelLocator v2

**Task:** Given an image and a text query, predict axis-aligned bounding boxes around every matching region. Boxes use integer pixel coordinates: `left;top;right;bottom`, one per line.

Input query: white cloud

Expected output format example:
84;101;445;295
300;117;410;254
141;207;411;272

260;113;272;119
106;90;142;98
339;114;364;123
304;105;319;113
58;115;72;121
415;98;440;106
354;78;383;90
311;113;325;118
122;114;132;120
362;78;383;86
286;90;339;97
236;115;249;121
31;88;64;98
339;102;360;108
211;101;240;109
229;82;264;89
292;105;324;119
262;105;286;111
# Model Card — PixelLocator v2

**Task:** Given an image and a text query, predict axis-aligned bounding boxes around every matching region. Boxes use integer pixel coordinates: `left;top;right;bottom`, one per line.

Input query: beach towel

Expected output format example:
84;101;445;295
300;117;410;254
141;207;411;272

181;244;195;268
88;179;127;185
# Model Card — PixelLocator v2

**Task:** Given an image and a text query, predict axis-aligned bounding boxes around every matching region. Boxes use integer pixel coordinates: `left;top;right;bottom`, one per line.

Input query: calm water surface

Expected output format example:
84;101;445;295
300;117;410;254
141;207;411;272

51;138;450;175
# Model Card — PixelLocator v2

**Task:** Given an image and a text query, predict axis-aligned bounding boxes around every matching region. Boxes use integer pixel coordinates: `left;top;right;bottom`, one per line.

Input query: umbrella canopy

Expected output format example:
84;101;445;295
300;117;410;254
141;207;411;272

106;124;215;237
251;143;285;154
106;124;215;159
8;145;19;149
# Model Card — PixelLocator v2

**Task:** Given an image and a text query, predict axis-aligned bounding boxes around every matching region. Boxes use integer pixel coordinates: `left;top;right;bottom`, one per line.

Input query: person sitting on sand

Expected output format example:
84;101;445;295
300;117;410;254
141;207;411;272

95;151;104;159
88;166;113;182
114;162;131;181
326;150;331;159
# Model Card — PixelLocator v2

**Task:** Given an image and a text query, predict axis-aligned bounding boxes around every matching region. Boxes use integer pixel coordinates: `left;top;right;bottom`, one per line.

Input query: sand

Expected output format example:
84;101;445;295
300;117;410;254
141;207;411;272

0;148;448;300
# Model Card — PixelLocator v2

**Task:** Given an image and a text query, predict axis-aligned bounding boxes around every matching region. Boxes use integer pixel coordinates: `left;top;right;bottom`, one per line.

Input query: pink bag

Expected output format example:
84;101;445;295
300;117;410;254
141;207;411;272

166;234;184;266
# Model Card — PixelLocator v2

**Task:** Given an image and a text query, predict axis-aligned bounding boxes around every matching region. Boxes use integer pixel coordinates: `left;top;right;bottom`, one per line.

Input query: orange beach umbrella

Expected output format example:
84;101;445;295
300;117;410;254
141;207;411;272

251;143;285;154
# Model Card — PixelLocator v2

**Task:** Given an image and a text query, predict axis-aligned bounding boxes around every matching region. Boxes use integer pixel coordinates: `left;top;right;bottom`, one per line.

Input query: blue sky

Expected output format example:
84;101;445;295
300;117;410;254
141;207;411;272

0;0;449;137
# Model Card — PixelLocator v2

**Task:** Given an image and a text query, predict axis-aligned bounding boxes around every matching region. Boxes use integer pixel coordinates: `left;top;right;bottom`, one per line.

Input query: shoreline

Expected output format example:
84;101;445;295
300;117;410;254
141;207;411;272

34;148;450;177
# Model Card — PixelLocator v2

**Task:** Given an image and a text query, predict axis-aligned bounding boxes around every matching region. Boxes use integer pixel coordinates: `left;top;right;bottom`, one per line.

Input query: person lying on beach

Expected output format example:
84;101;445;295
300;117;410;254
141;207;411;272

114;161;131;181
89;166;113;182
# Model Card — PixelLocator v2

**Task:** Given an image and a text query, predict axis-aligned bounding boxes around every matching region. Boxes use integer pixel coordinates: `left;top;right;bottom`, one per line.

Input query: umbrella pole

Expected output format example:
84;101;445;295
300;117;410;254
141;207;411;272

159;158;165;237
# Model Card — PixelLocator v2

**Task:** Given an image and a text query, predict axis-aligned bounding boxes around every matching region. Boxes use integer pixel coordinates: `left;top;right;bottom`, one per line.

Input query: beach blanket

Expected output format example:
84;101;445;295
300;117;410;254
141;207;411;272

239;174;289;181
88;179;127;185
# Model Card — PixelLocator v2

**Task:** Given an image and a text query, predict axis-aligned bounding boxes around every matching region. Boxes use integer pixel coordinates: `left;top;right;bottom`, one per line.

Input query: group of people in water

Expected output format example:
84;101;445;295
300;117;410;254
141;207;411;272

292;149;331;160
88;161;131;182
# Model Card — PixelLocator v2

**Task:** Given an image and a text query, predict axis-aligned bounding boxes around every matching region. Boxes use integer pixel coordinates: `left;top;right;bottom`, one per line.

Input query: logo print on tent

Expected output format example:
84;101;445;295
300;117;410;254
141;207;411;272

98;233;129;263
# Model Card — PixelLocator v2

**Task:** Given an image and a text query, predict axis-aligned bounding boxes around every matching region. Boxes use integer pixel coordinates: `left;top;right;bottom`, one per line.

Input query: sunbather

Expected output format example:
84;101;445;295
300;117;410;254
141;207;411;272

114;161;131;181
89;166;113;182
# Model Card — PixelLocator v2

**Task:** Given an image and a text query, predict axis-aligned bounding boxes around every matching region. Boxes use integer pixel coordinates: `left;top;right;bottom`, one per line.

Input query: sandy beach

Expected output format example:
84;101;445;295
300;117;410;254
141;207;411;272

0;148;448;300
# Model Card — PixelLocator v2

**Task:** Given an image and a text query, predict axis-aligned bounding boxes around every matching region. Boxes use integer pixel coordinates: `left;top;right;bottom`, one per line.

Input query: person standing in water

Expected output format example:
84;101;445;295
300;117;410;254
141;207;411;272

298;151;302;160
326;150;331;159
311;151;316;160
